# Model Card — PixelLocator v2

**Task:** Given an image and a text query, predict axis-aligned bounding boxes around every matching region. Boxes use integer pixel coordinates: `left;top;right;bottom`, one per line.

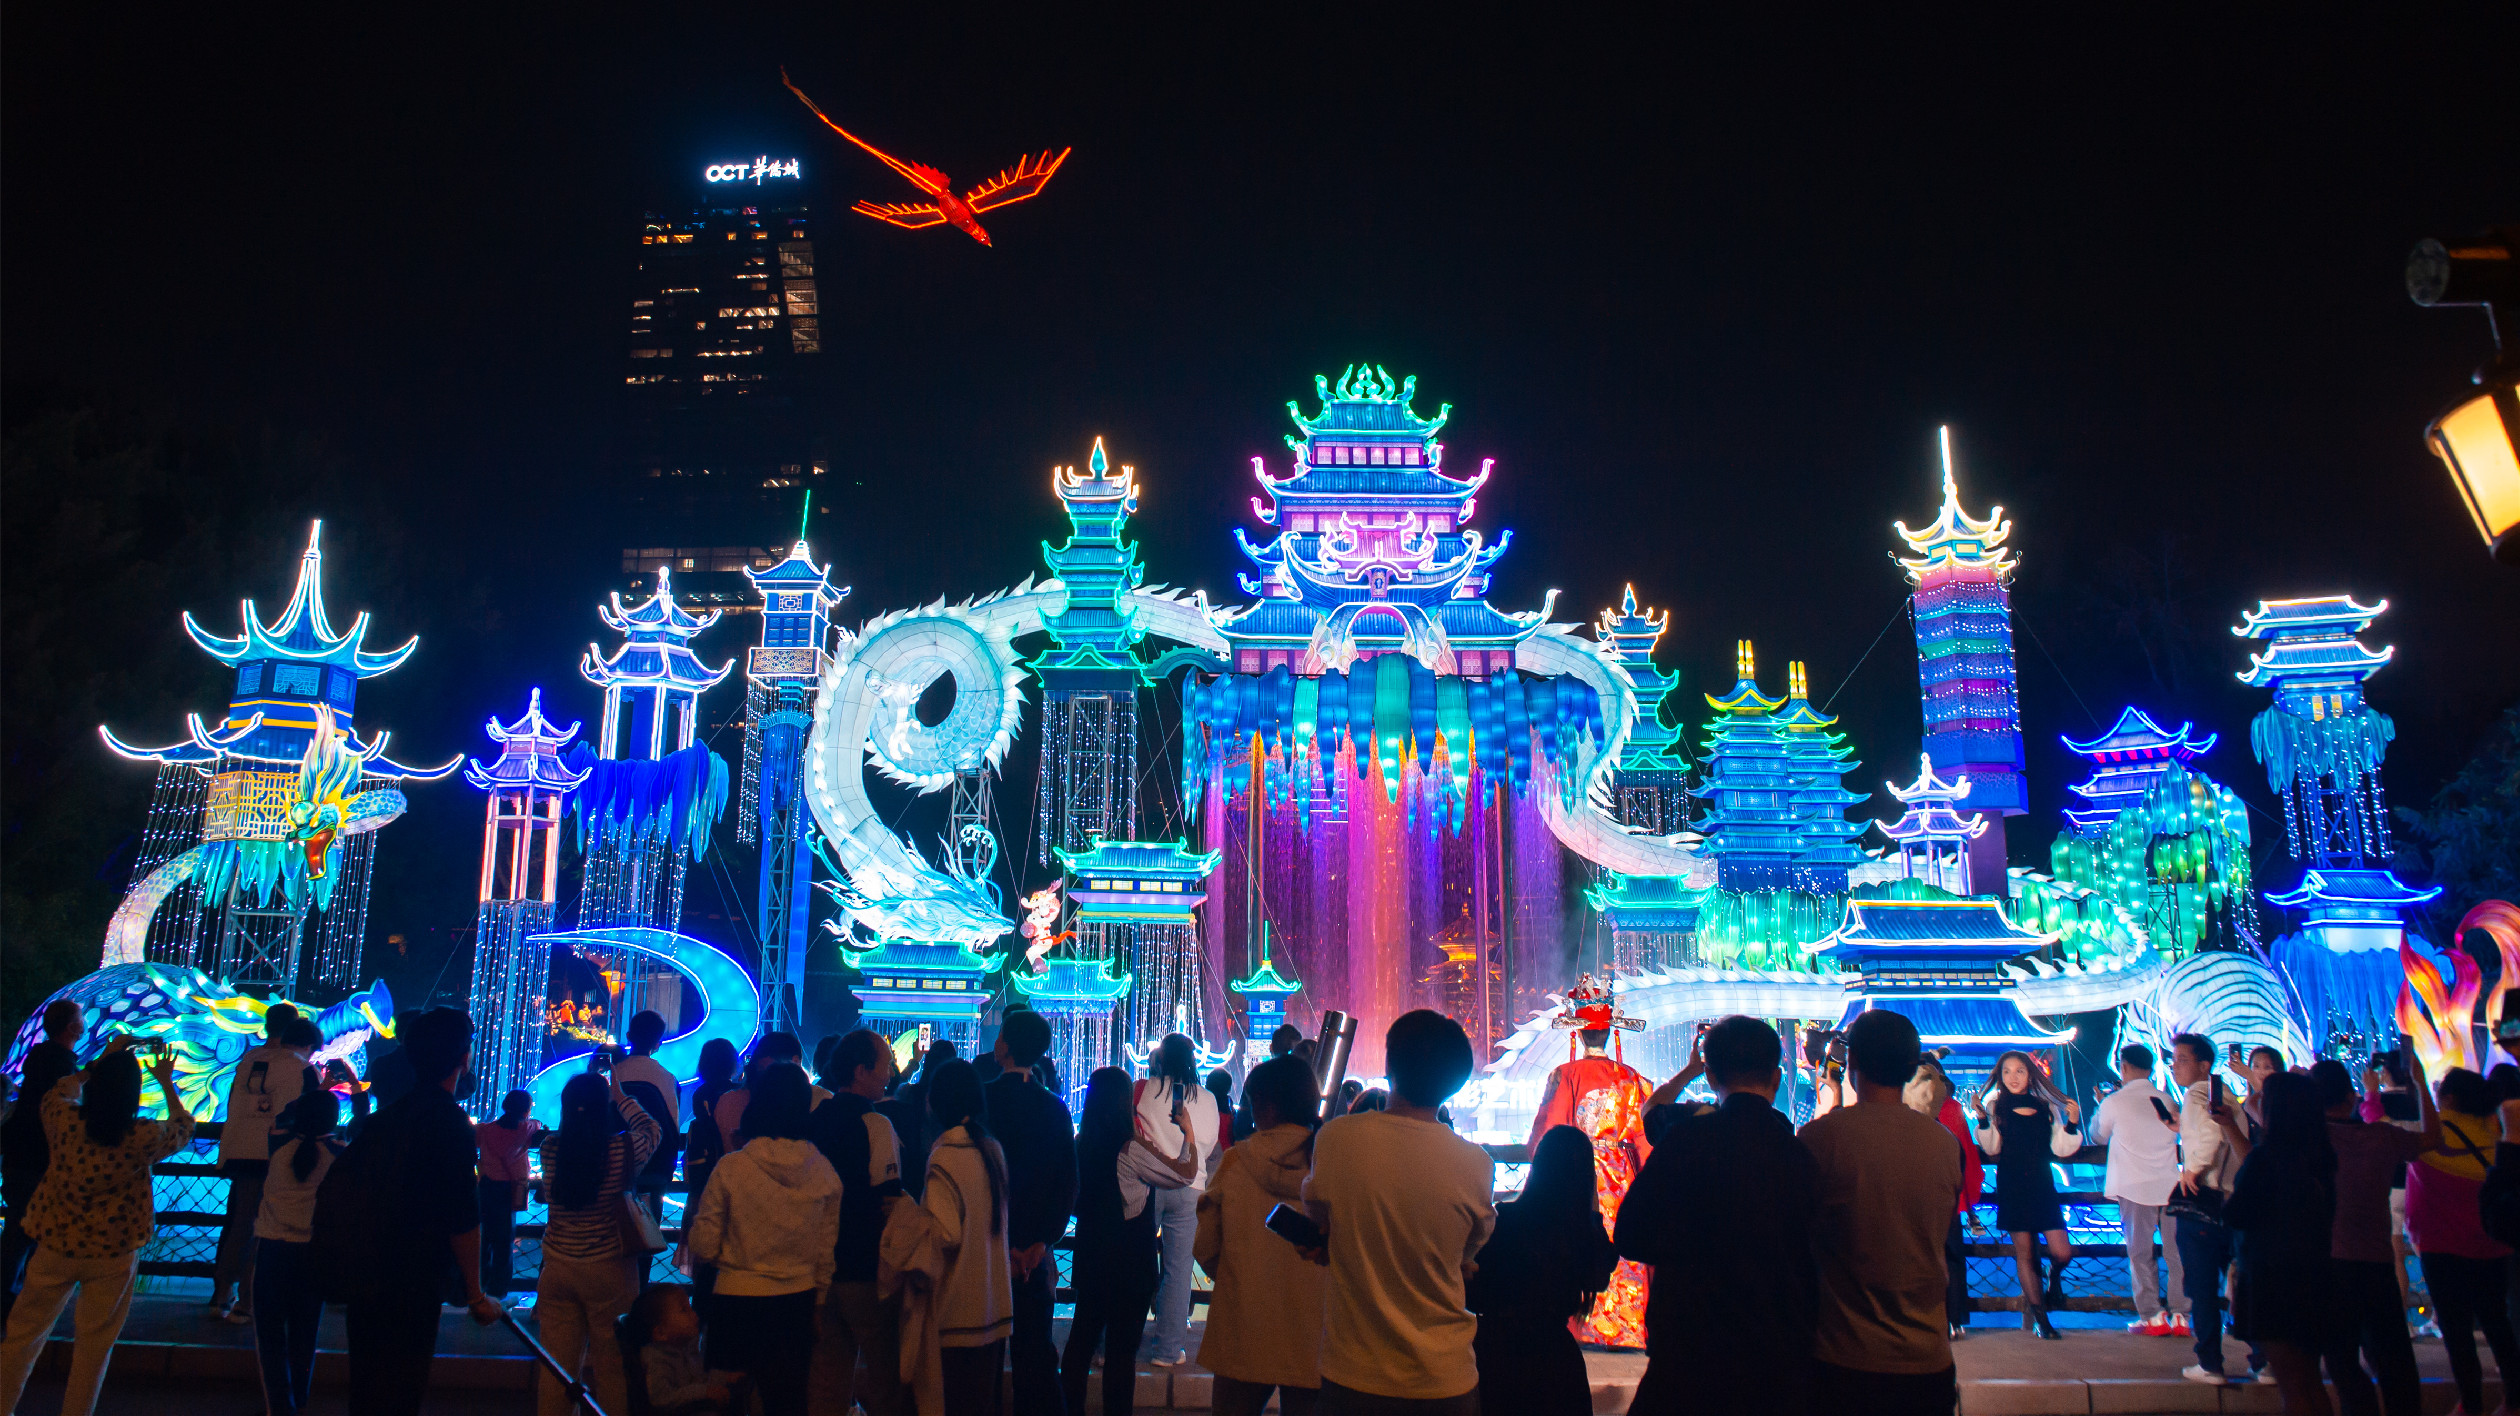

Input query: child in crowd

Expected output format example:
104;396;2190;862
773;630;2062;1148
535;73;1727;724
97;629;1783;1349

630;1284;743;1415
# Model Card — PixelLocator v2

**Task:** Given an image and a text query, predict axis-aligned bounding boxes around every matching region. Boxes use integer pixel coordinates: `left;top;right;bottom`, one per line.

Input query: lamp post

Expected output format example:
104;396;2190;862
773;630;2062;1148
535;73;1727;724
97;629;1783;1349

2407;227;2520;564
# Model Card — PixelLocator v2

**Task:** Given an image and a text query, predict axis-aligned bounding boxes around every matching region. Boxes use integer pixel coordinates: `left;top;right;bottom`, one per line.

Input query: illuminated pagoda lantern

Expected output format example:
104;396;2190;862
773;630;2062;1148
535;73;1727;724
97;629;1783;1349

1596;586;1690;836
1894;427;2026;889
740;520;846;1035
2234;595;2438;1048
1228;925;1304;1064
1177;366;1607;1069
1877;754;1986;896
1693;643;1795;889
1690;645;1840;969
1031;439;1149;865
1773;662;1867;894
1818;896;2073;1068
847;939;999;1058
2061;708;2218;838
1054;839;1221;1060
1584;587;1705;978
102;522;456;992
570;568;732;1030
1585;873;1708;978
464;689;590;1109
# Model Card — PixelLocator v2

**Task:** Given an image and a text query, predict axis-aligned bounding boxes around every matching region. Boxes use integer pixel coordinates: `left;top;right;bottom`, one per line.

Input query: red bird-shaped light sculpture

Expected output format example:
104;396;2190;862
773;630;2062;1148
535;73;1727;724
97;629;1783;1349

782;70;1069;247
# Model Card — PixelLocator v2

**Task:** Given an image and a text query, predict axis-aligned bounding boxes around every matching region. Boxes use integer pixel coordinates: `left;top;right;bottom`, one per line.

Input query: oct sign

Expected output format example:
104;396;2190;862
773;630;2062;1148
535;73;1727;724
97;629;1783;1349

706;158;801;184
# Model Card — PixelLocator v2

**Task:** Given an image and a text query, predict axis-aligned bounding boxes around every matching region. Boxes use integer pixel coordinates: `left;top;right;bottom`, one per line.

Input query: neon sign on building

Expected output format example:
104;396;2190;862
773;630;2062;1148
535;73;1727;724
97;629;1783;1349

705;158;801;184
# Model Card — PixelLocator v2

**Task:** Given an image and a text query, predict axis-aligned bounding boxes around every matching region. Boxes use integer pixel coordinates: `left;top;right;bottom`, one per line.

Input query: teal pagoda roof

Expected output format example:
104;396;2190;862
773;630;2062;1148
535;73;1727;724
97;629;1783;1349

1877;754;1988;846
1596;586;1685;769
1054;839;1220;881
1583;872;1710;932
1033;438;1149;687
1012;955;1135;1010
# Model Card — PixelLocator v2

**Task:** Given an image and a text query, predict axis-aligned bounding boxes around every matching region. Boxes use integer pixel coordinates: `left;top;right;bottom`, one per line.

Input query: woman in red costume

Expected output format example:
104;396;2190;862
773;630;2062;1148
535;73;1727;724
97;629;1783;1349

1523;974;1652;1348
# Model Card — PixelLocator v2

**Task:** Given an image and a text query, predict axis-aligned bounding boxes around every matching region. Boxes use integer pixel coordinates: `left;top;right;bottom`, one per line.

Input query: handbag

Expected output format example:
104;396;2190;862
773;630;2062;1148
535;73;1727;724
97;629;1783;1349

617;1193;668;1256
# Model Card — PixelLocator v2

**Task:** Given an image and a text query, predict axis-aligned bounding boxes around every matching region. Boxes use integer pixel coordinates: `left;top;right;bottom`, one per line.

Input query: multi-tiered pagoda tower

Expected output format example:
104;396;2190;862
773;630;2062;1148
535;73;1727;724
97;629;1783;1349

103;523;456;993
2061;708;2218;838
1893;428;2025;890
464;690;588;1107
2235;595;2437;1049
1176;367;1599;1070
571;570;732;1029
741;533;845;1036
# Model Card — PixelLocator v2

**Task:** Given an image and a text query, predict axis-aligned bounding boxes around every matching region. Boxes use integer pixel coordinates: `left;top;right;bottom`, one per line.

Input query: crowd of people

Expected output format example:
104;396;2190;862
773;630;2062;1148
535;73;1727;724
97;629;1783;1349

7;993;2520;1416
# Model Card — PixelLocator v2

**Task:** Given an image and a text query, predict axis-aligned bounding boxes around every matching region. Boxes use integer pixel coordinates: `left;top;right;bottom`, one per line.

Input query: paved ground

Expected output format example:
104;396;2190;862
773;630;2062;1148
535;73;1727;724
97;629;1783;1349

11;1291;2511;1414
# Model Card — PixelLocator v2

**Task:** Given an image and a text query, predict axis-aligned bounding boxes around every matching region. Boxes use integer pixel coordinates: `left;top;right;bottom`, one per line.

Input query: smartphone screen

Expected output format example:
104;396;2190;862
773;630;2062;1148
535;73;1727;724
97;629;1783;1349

2210;1074;2223;1107
1263;1202;1325;1250
2150;1096;2175;1123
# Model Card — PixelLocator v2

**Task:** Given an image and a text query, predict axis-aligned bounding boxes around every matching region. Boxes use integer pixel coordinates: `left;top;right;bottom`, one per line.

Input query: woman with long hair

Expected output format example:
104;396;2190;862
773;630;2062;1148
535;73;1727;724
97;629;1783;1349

921;1058;1014;1415
534;1064;663;1416
252;1088;345;1416
1467;1125;1620;1415
2217;1069;2342;1414
1196;1056;1328;1416
688;1063;840;1416
1063;1066;1183;1416
1125;1033;1219;1367
2404;1066;2519;1416
1971;1049;2081;1339
0;1038;196;1416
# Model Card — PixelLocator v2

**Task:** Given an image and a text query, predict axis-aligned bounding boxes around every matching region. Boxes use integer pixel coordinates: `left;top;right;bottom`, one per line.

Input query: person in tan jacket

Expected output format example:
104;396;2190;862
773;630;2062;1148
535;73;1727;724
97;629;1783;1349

1197;1056;1329;1416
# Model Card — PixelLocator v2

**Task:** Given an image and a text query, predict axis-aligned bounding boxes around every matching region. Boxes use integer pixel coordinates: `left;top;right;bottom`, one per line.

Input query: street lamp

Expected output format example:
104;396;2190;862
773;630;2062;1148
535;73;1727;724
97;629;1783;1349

2408;228;2520;564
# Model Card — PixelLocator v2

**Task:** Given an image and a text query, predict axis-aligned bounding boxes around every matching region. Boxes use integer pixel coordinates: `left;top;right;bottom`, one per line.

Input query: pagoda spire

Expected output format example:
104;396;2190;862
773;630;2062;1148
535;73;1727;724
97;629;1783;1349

1893;428;2025;886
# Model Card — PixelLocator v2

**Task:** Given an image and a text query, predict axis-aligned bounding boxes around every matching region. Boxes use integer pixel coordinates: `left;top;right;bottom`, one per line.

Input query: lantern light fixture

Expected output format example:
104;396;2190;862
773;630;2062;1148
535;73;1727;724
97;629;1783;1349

2408;228;2520;564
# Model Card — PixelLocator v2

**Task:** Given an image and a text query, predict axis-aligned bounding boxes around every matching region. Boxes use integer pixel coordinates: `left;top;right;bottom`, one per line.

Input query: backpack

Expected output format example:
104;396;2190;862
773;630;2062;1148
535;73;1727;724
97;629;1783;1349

619;1078;681;1181
309;1125;386;1304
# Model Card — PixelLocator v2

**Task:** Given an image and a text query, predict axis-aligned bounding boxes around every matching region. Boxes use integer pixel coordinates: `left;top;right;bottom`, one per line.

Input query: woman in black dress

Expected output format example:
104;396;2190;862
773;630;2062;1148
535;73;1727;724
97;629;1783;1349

1972;1050;2081;1339
2217;1069;2341;1415
1467;1125;1620;1415
1062;1066;1169;1416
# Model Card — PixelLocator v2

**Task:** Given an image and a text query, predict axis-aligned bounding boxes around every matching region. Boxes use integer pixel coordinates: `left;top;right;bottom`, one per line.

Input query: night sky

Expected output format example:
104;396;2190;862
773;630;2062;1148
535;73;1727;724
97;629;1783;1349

7;9;2516;1006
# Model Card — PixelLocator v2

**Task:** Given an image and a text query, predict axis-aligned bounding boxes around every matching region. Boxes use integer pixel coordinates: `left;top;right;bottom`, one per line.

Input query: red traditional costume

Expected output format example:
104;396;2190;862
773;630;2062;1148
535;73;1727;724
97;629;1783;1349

1524;974;1652;1349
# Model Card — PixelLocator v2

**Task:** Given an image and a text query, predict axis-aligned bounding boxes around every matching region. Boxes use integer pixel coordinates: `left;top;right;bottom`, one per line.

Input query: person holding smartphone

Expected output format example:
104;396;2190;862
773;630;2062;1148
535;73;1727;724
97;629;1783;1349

2167;1032;2258;1386
0;1035;196;1415
2090;1044;2189;1338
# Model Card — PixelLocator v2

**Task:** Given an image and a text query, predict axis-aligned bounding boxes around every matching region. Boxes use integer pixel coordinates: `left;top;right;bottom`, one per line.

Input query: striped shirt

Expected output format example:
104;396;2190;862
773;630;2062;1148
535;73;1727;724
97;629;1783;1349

537;1091;663;1264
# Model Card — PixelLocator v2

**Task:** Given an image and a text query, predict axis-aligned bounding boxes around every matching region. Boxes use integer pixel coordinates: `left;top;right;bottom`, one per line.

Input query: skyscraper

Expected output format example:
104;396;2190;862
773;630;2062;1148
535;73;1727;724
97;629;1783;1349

623;154;828;559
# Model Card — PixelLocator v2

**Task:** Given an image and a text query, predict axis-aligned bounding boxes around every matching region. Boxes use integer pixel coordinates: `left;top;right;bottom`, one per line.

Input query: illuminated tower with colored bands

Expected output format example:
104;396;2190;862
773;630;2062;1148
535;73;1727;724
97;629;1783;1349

1894;428;2024;892
741;526;845;1037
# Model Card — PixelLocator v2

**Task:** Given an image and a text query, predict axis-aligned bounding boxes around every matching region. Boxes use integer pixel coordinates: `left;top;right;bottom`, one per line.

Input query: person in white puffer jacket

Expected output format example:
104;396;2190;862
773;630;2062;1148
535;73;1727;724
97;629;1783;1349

688;1065;839;1416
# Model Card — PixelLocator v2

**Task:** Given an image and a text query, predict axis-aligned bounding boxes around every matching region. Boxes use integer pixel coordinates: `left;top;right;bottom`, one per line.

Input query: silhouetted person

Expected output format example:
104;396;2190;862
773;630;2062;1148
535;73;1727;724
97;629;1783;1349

1617;1015;1816;1416
1798;1009;1960;1416
1468;1125;1617;1415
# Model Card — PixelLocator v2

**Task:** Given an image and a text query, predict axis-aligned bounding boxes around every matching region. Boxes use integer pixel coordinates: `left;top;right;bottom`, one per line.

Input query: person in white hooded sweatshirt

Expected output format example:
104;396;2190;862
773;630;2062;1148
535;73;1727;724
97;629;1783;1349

688;1064;839;1416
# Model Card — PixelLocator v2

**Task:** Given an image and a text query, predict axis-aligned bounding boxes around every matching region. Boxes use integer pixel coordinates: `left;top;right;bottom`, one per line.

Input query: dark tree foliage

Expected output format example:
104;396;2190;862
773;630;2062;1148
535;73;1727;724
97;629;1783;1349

2398;705;2520;942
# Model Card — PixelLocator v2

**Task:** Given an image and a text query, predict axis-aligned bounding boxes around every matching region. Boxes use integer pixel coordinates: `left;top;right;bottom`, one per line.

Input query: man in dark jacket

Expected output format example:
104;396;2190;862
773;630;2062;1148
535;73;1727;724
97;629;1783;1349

887;1038;957;1200
1616;1015;1818;1416
338;1008;501;1416
808;1030;910;1416
984;1010;1076;1416
0;999;82;1315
